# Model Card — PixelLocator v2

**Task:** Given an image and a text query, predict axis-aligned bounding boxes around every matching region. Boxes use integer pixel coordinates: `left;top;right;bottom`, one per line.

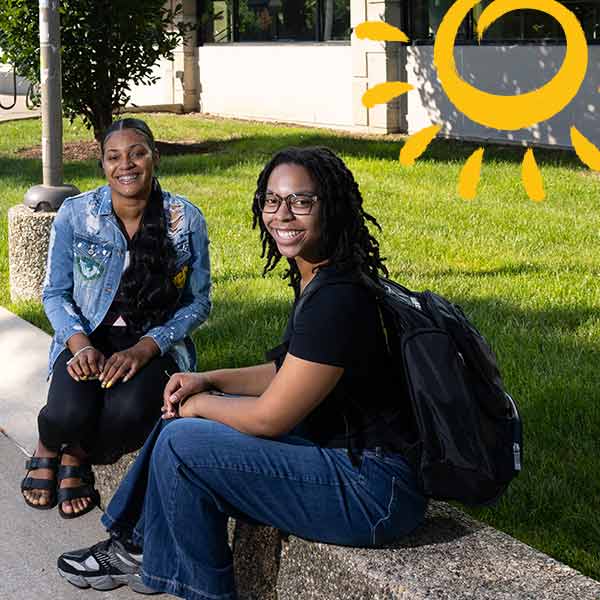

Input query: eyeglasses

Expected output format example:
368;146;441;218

260;192;318;215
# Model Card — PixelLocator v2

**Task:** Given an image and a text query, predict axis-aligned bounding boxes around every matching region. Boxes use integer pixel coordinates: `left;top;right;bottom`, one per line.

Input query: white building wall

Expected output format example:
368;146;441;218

198;43;353;129
127;57;179;107
405;45;600;148
126;0;185;108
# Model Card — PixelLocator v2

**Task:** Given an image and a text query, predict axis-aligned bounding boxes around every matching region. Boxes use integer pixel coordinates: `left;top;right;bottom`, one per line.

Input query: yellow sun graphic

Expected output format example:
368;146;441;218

356;0;600;202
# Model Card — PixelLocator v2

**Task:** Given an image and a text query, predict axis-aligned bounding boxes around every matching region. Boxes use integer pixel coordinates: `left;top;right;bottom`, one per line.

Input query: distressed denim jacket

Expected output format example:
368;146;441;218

43;185;211;375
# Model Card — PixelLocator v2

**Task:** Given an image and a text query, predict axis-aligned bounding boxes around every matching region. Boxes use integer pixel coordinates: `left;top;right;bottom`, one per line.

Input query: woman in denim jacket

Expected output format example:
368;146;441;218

21;118;211;519
57;147;426;598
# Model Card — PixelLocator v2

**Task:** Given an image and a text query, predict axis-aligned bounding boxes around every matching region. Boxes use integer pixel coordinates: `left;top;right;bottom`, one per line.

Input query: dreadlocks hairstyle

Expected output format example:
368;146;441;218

101;118;179;335
252;146;388;295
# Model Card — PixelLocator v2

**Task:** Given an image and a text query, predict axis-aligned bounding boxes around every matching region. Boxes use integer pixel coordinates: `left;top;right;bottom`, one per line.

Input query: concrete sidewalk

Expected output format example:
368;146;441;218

1;306;600;598
0;307;50;455
0;307;157;599
0;93;40;121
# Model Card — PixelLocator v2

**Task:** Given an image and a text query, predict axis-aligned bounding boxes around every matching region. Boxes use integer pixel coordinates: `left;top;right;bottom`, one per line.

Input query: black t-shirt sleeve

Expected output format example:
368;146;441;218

288;283;373;368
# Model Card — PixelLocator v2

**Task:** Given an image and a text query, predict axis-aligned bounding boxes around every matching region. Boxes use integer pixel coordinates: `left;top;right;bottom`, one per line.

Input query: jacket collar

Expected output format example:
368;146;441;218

97;185;113;216
95;185;168;216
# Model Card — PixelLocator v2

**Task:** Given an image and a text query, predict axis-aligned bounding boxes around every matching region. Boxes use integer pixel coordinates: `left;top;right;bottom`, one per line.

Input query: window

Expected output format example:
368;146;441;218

409;0;600;43
411;0;469;41
199;0;350;43
560;0;599;40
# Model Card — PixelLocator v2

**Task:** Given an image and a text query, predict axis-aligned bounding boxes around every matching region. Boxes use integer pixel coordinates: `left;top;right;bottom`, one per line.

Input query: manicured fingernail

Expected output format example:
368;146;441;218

106;380;114;389
170;395;177;402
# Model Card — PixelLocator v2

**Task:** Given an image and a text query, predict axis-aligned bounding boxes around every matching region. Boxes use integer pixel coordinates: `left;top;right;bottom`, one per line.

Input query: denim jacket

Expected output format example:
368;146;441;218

42;185;211;376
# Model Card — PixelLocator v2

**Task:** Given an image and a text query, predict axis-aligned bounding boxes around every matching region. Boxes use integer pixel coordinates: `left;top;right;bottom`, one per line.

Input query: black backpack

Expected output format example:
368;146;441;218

295;272;523;506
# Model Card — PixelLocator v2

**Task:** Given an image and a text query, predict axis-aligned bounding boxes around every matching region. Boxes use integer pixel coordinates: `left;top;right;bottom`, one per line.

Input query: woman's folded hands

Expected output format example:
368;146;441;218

66;346;105;382
97;339;159;388
66;336;160;388
162;372;212;419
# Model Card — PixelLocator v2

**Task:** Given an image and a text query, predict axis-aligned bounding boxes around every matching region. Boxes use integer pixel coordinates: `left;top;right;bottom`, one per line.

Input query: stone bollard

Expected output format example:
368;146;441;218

8;205;56;302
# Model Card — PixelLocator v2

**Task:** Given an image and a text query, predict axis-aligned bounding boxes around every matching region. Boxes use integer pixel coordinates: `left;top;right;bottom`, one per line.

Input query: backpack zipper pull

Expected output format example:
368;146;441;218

513;442;522;471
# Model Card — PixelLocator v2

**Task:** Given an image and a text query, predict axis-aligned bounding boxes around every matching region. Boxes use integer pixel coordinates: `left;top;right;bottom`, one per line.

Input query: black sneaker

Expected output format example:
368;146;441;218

57;537;157;594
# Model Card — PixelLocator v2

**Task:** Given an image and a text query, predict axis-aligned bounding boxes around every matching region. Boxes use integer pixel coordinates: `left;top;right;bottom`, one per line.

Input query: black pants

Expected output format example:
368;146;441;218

38;327;178;464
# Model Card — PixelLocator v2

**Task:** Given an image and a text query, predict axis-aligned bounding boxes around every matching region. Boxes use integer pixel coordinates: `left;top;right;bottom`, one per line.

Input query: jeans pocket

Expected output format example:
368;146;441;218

370;475;400;546
368;465;426;546
354;450;372;486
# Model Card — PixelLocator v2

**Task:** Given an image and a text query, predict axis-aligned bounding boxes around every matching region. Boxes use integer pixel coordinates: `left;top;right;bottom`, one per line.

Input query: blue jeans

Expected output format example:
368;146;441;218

101;418;427;600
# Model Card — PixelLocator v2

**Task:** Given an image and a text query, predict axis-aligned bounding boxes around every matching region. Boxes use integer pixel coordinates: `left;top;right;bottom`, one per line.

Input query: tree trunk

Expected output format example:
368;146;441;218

92;105;114;143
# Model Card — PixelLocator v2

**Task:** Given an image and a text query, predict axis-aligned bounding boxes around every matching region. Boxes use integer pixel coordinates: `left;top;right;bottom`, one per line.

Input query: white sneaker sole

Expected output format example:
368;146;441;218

128;573;160;594
57;567;129;591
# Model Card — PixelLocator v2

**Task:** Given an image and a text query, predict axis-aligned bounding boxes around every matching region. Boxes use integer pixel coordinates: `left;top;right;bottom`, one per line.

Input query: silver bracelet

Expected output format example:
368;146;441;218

66;345;95;365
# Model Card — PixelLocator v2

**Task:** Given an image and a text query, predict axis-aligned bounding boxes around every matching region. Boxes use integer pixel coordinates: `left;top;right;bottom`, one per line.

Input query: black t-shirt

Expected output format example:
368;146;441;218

271;269;414;452
101;209;141;330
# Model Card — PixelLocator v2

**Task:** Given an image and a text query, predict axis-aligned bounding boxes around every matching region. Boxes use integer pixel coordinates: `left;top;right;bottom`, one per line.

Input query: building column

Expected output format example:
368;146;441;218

182;0;200;112
351;0;407;133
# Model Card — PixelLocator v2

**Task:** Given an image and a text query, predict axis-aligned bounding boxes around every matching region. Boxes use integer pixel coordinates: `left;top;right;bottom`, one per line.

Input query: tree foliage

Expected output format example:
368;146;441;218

0;0;192;140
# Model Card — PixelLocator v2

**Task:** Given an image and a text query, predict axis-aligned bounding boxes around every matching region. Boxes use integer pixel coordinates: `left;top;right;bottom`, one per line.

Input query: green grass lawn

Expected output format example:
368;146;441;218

1;114;598;580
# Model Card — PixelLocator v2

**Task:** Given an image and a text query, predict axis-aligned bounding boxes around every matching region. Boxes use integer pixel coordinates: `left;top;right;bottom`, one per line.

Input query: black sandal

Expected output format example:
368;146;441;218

57;463;101;519
21;455;59;510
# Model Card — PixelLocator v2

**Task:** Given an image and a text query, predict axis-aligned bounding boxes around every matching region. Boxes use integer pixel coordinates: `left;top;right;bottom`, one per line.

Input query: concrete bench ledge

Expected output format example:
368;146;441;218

95;456;600;600
275;502;600;599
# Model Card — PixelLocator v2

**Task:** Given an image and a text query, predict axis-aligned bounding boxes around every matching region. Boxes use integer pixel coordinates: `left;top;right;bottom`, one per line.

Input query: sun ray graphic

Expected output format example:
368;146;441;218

458;148;485;200
362;82;413;109
355;21;409;42
571;126;600;170
522;149;545;202
358;23;446;184
399;125;442;166
357;8;600;202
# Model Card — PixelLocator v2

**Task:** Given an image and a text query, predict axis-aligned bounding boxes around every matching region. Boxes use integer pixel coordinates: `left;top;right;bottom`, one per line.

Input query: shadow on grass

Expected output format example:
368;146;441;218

191;295;290;371
193;291;598;578
156;133;585;172
5;281;598;578
0;129;585;194
429;295;597;579
419;263;600;279
424;263;545;278
422;137;582;168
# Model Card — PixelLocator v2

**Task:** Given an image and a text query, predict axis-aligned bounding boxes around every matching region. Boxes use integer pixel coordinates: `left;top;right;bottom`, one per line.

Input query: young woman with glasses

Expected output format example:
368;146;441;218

57;147;426;598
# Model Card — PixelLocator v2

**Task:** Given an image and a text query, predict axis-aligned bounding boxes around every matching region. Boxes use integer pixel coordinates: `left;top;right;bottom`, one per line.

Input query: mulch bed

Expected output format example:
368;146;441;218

16;140;225;161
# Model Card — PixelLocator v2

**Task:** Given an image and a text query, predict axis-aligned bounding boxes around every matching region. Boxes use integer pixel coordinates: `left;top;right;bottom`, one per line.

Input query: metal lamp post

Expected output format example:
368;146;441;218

23;0;79;212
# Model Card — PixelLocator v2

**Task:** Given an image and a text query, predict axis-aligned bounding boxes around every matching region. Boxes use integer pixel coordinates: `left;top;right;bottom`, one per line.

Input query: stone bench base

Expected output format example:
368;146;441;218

95;454;600;600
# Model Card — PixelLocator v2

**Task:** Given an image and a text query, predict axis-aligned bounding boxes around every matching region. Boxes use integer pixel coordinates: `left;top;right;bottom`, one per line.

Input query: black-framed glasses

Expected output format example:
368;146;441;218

260;192;318;215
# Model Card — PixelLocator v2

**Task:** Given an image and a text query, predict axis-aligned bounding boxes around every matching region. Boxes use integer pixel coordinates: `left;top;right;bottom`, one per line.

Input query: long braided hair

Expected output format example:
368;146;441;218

252;146;388;295
101;118;180;335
